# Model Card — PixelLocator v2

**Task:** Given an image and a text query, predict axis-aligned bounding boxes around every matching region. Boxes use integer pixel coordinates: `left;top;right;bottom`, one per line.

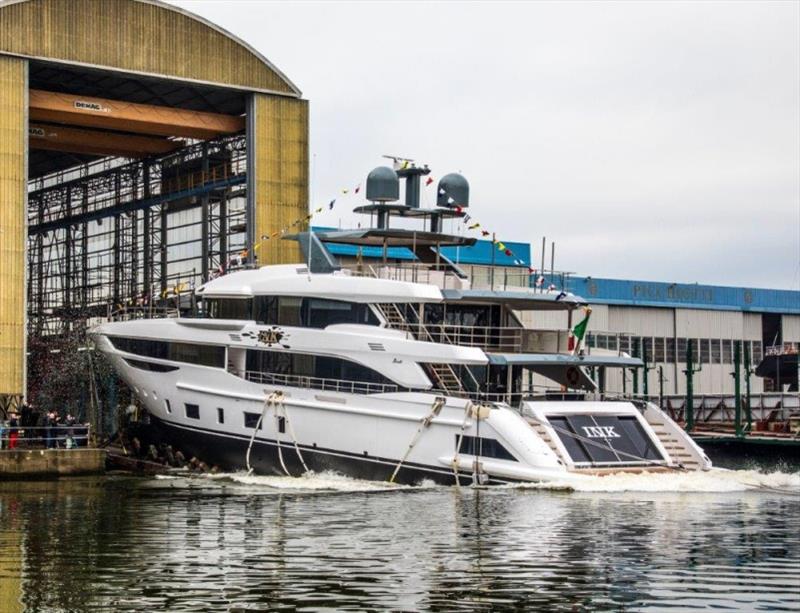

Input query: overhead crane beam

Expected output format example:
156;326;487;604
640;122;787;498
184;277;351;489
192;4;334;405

29;123;182;158
29;90;245;139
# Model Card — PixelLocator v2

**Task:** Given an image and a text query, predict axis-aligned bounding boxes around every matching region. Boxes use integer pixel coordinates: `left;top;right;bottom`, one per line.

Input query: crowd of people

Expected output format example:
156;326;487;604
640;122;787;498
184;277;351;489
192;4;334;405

0;403;88;450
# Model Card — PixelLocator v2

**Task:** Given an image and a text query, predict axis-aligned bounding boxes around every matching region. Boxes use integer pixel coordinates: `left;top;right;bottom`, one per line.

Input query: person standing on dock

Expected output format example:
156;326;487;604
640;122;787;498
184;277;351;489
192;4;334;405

8;413;19;449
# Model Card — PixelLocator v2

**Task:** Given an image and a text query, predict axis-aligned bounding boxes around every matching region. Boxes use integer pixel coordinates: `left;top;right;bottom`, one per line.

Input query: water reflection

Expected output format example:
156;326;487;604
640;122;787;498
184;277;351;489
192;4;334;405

0;476;797;611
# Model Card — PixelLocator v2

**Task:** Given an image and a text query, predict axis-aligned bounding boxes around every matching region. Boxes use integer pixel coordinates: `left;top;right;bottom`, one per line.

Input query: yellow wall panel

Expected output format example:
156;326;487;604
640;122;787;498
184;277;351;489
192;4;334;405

0;0;298;96
252;94;308;266
0;55;26;398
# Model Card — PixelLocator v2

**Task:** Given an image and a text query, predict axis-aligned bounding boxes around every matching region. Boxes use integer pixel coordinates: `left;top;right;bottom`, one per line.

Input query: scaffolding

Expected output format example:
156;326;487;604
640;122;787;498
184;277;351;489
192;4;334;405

27;133;248;337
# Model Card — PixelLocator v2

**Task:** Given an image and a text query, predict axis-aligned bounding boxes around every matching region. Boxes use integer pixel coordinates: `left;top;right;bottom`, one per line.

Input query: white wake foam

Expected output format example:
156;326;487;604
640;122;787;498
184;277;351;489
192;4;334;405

203;470;419;493
515;468;800;494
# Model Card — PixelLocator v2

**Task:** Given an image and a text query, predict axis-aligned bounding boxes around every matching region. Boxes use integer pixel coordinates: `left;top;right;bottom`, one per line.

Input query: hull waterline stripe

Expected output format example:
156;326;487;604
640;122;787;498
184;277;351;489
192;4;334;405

154;416;504;483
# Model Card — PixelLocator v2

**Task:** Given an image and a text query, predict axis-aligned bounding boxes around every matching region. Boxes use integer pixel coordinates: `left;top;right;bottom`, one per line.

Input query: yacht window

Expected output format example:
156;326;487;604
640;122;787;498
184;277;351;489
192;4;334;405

165;399;172;414
108;337;225;368
124;358;179;372
278;297;303;326
243;412;262;429
305;298;378;328
185;403;200;419
252;296;378;328
245;349;394;386
217;408;224;424
456;435;517;462
206;298;252;320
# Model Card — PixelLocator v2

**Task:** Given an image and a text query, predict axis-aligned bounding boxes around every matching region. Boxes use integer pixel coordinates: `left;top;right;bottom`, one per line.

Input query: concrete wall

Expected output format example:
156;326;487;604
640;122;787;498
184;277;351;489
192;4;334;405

0;448;105;478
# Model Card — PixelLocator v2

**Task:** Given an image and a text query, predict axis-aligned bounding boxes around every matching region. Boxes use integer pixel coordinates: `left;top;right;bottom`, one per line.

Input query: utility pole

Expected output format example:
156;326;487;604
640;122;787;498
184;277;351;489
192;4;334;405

658;365;665;409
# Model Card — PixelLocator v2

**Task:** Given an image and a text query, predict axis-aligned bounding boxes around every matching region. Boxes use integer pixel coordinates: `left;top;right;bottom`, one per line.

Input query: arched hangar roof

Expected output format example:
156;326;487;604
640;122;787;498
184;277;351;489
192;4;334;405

0;0;301;97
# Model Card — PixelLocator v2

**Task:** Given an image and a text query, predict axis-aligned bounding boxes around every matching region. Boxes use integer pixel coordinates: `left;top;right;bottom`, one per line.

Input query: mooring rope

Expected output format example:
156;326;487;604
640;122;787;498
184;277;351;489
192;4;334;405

452;401;474;487
281;399;309;475
246;391;287;476
388;397;446;484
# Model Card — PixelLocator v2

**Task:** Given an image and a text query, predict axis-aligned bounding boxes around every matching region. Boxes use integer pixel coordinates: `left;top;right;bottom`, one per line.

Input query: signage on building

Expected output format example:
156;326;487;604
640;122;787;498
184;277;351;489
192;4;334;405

74;100;109;112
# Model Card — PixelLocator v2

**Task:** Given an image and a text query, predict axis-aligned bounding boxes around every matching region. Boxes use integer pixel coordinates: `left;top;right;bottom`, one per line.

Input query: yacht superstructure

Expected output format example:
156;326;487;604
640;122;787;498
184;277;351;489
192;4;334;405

91;162;711;484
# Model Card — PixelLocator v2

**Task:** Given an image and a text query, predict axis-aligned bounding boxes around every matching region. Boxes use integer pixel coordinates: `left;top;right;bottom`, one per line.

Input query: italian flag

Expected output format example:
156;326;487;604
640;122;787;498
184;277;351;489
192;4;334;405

568;307;592;353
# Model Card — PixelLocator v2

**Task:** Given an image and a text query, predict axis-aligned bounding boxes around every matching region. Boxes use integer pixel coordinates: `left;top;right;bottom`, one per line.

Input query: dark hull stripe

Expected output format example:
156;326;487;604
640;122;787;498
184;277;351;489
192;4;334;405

151;416;510;486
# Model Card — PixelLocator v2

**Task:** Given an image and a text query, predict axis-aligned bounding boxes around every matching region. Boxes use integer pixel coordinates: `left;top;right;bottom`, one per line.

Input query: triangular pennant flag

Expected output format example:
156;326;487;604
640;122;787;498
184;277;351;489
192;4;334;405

342;188;349;194
315;206;323;213
329;199;336;210
463;214;472;222
455;205;463;213
447;197;455;204
504;249;512;256
354;184;361;194
425;176;434;186
439;188;446;195
468;223;481;230
481;230;490;237
497;242;506;251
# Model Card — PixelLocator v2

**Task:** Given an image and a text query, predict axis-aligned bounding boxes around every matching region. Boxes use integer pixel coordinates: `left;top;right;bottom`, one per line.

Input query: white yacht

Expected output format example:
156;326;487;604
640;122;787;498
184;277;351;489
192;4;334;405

91;164;711;485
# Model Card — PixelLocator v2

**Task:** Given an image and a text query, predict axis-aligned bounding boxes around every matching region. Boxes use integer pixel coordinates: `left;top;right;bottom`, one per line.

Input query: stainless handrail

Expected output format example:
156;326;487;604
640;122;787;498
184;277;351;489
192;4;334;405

243;370;399;395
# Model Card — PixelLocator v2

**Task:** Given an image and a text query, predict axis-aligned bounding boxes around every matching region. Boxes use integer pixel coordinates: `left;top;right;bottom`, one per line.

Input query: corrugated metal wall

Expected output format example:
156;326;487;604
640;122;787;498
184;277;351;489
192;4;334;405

252;93;308;265
0;55;26;398
0;0;297;95
783;315;800;342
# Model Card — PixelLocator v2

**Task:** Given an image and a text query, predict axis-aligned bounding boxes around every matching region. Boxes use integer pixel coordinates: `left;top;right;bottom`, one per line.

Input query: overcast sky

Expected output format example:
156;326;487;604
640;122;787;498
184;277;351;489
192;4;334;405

172;1;799;290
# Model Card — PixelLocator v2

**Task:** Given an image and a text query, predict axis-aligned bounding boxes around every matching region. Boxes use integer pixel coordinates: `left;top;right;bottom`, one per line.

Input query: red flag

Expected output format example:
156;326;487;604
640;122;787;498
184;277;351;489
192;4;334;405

425;176;434;186
455;206;463;213
355;184;361;194
481;230;490;237
504;249;512;256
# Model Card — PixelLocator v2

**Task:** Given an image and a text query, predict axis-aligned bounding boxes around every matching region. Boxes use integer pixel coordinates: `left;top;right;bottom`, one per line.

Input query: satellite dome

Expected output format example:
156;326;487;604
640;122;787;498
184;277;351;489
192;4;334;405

436;173;469;208
366;166;400;203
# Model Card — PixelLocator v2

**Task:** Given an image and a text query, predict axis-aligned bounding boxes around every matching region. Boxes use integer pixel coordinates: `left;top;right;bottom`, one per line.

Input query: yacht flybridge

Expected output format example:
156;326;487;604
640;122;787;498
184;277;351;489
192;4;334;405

91;162;711;484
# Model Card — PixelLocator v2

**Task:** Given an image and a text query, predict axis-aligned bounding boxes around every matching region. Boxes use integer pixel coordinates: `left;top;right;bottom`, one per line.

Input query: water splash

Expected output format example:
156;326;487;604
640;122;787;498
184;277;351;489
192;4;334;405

514;468;800;494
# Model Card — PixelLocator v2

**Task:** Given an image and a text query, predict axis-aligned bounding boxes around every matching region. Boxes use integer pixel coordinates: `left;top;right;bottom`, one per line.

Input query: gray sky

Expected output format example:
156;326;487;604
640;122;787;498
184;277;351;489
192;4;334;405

172;0;799;289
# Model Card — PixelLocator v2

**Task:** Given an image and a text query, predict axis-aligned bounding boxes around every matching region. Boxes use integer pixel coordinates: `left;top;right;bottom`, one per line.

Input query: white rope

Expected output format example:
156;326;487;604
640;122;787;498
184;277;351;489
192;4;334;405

452;401;474;487
281;400;310;475
388;397;446;483
246;391;279;475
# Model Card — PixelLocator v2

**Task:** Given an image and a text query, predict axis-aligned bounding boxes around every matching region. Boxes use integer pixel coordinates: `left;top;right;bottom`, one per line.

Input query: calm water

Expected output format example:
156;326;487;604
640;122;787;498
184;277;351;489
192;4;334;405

1;469;799;612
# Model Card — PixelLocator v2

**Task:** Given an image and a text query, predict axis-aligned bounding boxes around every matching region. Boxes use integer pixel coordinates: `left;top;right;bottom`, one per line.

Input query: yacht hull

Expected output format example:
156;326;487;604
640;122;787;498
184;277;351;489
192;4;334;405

149;415;489;485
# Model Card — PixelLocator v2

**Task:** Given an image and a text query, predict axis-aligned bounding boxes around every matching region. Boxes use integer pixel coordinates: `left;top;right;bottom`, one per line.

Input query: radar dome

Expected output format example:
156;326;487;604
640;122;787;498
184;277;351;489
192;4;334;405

436;173;469;208
366;166;400;203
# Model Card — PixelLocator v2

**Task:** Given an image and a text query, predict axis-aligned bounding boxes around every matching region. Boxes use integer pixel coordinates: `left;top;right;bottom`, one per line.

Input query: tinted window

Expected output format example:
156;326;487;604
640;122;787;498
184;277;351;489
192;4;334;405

185;404;199;419
124;358;178;372
245;349;393;386
217;408;224;424
549;415;664;464
252;296;378;328
206;298;252;320
244;412;262;429
456;435;517;462
109;337;225;368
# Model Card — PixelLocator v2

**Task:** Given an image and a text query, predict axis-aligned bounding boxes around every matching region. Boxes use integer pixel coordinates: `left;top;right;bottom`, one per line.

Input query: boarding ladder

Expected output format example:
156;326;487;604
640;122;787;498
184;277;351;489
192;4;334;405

374;302;467;395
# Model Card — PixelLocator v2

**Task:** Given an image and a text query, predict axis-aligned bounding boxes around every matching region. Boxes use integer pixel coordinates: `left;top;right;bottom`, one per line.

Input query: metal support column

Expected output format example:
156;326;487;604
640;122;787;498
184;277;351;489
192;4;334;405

683;338;700;432
733;340;742;437
81;183;88;309
245;95;256;264
159;203;168;298
63;186;72;316
219;188;228;272
201;143;210;281
744;342;753;433
142;163;152;299
112;173;121;308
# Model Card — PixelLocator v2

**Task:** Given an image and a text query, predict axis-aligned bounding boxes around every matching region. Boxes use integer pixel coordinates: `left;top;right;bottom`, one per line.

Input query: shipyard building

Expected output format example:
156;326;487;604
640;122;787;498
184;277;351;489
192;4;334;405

0;0;308;412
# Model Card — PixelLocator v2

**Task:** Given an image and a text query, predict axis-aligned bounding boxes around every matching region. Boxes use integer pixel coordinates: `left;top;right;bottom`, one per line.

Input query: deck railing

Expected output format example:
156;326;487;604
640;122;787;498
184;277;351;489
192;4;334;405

243;370;400;395
0;425;91;450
